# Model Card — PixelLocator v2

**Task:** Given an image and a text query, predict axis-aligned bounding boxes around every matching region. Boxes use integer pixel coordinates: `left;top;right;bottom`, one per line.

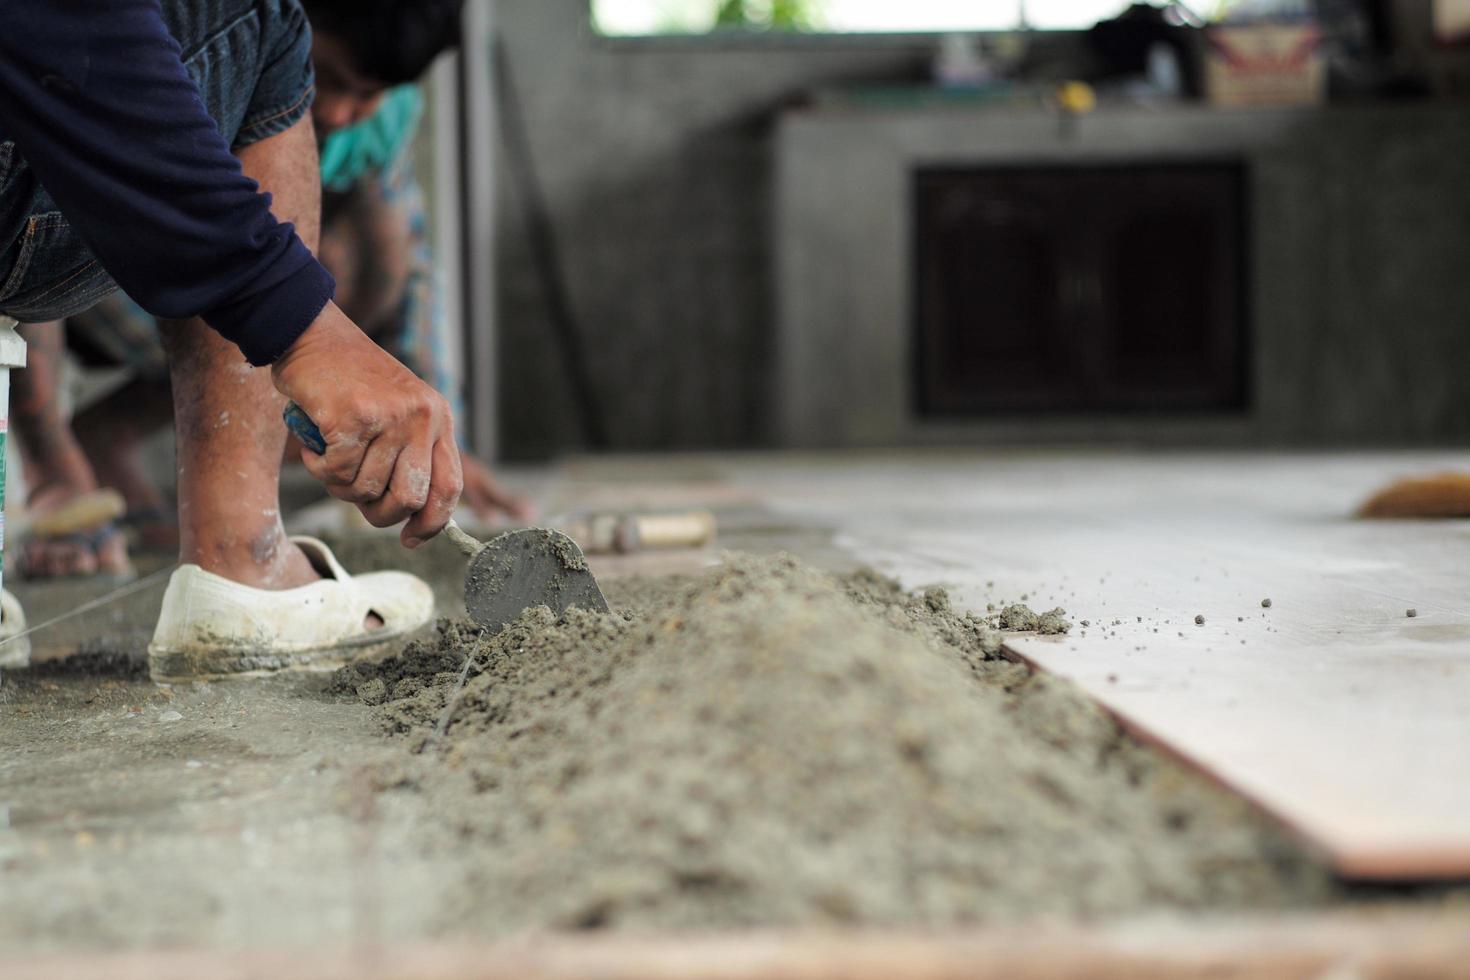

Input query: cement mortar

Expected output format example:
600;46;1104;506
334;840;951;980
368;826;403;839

333;553;1332;934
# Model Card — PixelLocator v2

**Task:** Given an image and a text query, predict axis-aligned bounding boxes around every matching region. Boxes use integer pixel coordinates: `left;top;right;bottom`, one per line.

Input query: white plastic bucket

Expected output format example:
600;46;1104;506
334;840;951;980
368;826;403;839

0;315;29;600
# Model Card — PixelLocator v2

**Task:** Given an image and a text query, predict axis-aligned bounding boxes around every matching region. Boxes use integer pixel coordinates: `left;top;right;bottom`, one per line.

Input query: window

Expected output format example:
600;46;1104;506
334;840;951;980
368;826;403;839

592;0;1145;36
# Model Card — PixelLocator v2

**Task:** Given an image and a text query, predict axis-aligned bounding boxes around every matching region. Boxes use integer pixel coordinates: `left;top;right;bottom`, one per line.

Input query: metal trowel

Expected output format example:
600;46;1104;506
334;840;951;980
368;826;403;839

284;403;608;633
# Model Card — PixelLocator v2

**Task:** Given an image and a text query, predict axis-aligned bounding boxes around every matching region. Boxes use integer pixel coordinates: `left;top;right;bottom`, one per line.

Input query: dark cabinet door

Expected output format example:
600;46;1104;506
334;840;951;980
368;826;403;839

914;163;1248;417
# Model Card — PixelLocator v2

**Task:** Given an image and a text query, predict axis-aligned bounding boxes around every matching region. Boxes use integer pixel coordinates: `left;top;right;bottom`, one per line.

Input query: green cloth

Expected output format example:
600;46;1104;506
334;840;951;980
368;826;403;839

318;85;424;192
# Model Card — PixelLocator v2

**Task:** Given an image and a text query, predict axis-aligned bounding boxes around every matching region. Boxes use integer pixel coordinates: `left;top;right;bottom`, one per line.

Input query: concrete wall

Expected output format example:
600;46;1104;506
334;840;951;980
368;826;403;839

494;0;1470;456
494;0;931;457
775;103;1470;448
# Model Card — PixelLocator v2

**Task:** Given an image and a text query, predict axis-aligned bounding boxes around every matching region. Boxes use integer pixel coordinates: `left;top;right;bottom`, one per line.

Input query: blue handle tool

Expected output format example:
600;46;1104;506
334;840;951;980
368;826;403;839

282;400;607;630
283;402;328;456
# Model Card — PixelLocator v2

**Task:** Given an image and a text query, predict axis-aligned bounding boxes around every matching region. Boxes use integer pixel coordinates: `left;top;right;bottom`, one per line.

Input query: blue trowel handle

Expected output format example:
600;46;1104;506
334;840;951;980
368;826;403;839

283;402;327;456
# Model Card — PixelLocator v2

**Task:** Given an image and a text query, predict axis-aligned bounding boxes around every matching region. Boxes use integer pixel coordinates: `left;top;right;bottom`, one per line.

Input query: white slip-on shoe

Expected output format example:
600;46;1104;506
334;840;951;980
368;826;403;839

0;589;31;670
148;536;434;684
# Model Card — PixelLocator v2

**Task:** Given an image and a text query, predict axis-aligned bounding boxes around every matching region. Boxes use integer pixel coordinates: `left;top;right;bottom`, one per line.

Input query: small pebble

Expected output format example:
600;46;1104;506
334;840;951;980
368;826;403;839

1261;598;1273;609
1406;608;1418;619
159;711;183;724
1194;615;1206;626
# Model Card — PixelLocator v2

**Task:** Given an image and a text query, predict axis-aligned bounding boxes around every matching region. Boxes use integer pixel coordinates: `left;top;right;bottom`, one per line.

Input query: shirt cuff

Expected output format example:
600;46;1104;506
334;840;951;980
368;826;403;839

202;253;337;366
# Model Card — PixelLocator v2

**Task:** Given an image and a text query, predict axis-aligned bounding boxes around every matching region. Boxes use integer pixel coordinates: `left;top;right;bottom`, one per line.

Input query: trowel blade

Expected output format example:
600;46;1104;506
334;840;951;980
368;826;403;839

464;527;609;634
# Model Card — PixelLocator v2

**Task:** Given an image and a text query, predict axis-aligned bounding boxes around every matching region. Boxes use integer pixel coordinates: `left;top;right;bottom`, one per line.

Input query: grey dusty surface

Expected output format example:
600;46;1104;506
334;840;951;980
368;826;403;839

715;450;1470;879
2;450;1469;957
0;671;454;950
326;553;1338;934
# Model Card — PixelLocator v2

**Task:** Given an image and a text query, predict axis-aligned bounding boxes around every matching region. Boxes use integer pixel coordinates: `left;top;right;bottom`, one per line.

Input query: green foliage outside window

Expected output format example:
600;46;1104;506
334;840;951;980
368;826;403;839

713;0;824;30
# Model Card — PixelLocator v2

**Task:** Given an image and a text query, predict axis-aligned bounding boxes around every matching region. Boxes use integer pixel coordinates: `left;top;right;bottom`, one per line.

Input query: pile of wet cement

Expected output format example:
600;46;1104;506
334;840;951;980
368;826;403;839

334;553;1331;934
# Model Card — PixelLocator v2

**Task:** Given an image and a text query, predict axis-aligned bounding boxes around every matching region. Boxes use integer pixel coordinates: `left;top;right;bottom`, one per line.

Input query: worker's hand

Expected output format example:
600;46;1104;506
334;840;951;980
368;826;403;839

271;302;463;547
460;450;536;526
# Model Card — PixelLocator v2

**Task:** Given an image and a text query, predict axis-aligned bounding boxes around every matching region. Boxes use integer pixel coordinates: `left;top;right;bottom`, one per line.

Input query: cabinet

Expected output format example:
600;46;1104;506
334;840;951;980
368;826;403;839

914;163;1248;417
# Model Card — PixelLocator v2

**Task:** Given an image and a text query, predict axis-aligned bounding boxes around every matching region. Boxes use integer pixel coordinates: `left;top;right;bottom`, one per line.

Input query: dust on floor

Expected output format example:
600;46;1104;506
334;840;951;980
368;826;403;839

331;552;1334;935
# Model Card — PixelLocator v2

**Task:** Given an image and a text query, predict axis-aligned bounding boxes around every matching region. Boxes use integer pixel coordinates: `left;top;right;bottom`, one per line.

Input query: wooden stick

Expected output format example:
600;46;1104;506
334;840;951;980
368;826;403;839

10;914;1470;980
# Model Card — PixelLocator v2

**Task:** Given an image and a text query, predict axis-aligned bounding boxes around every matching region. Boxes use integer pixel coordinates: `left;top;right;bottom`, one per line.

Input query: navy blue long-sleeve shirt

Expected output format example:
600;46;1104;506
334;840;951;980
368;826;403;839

0;0;334;365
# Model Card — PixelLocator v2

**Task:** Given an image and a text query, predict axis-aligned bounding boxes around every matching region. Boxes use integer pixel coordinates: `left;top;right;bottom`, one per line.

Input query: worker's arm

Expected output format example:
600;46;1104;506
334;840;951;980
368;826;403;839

0;0;462;541
0;0;330;364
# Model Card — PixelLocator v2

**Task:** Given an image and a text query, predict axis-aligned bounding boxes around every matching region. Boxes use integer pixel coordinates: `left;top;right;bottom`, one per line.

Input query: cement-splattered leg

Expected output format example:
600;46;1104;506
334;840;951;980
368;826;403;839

161;113;375;628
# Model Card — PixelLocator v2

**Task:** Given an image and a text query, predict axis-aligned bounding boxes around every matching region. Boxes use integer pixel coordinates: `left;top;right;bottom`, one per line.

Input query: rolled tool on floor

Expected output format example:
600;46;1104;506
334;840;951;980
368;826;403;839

284;403;608;634
1357;472;1470;519
561;510;717;555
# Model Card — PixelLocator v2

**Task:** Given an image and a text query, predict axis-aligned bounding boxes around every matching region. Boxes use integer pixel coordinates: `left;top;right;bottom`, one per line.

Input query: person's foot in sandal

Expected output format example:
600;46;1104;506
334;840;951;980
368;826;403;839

20;487;135;582
148;536;432;684
10;322;135;581
10;322;133;581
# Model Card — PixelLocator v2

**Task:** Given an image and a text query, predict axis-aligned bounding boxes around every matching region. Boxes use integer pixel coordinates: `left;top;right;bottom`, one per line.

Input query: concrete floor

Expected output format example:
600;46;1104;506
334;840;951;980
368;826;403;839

3;449;1469;968
0;481;841;957
711;449;1470;879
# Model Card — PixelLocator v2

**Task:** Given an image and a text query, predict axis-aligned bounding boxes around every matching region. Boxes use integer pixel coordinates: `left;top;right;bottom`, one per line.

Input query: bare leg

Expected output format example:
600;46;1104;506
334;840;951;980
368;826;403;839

10;320;130;576
13;321;94;496
161;115;330;592
61;149;414;557
162;315;317;587
73;376;178;550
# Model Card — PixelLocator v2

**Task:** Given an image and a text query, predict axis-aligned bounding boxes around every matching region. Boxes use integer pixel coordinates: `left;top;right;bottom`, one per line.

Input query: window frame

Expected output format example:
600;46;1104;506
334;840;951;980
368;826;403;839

585;0;1096;49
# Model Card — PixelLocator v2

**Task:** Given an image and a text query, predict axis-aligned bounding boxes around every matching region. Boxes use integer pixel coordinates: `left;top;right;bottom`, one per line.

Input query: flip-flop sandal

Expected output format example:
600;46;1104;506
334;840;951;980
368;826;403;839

0;589;31;670
26;488;127;538
19;521;137;584
147;536;435;684
19;489;136;583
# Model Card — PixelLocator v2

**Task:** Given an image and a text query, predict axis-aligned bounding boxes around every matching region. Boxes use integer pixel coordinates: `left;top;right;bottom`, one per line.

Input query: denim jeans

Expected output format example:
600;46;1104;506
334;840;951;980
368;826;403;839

0;0;315;324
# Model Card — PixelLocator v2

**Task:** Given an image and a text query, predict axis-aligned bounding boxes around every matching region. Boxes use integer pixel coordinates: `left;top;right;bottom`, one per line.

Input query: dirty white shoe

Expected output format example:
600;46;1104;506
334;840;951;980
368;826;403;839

0;588;31;670
148;536;434;683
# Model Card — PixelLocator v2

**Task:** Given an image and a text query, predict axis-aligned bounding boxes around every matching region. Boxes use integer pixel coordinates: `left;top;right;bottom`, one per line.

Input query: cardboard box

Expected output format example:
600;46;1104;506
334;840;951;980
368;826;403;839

1204;24;1325;107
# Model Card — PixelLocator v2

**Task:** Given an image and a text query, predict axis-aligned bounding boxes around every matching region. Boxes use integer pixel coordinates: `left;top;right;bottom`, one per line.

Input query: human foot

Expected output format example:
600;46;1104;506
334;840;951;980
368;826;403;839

20;486;133;580
182;526;321;591
183;533;385;631
10;321;133;580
